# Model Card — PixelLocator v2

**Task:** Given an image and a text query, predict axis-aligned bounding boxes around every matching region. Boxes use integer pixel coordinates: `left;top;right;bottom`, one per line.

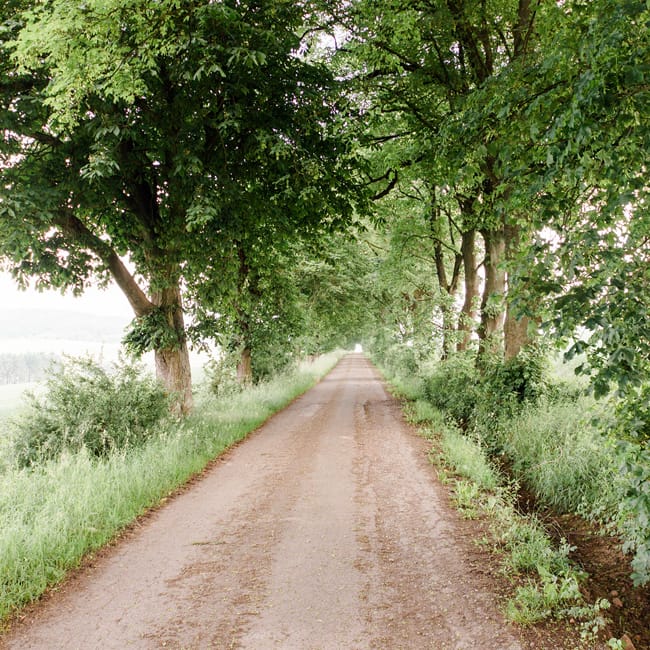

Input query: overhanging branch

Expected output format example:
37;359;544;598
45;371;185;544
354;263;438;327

54;212;154;316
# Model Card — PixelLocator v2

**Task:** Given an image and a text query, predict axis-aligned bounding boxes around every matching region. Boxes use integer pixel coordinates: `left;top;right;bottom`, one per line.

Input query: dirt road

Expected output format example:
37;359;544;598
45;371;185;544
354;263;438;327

2;354;525;649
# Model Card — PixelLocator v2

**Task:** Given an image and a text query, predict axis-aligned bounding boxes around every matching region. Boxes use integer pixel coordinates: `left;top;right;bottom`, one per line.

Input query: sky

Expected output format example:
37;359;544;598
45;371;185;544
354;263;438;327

1;271;132;318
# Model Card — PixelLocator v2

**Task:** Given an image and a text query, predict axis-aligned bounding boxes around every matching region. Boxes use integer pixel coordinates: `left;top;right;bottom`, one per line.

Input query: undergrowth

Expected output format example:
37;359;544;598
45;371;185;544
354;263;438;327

0;350;343;623
373;341;650;586
374;340;625;646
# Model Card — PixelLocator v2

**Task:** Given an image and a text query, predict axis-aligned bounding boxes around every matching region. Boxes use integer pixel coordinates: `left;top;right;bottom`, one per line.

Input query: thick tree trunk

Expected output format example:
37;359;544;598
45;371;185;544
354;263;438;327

504;308;531;361
457;229;480;351
152;285;193;415
503;222;535;360
155;343;193;415
477;228;506;358
237;347;253;384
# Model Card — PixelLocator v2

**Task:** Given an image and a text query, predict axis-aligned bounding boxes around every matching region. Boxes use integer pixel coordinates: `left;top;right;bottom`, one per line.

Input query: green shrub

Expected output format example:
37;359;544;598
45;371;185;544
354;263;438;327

471;345;566;450
610;383;650;585
204;350;243;397
10;357;169;467
618;442;650;586
477;345;549;419
423;352;479;426
382;343;419;377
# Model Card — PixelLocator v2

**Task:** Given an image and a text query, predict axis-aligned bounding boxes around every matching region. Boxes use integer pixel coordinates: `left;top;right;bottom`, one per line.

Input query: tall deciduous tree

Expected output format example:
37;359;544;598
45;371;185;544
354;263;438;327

0;0;361;412
505;0;650;394
333;0;548;360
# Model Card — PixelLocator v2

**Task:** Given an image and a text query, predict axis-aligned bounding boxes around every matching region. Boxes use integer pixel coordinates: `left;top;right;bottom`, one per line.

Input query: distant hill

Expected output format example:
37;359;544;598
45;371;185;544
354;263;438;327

0;309;129;343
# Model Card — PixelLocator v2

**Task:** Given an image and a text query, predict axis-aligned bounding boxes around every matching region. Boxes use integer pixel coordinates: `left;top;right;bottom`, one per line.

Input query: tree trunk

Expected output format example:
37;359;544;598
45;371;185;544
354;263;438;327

477;228;506;358
237;347;253;384
152;285;193;415
457;229;480;351
503;221;536;360
441;304;457;359
430;190;463;360
504;307;531;361
235;243;256;385
155;343;193;415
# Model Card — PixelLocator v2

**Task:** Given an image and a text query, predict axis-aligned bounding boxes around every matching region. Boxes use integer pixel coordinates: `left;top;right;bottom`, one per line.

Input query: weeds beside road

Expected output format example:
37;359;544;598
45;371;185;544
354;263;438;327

375;345;649;649
0;352;343;624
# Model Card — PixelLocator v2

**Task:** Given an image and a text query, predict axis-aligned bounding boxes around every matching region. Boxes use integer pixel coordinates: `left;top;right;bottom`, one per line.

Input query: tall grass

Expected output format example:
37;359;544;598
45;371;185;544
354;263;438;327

439;424;499;492
498;398;623;519
409;349;624;530
0;351;343;622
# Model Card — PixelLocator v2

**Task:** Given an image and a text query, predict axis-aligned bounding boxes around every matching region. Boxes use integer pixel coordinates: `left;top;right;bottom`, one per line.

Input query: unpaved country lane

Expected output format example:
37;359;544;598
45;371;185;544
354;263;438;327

1;354;523;649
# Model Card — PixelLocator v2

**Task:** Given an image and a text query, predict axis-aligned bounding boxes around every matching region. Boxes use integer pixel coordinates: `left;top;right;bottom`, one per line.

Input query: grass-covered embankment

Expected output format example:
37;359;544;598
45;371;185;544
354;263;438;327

0;351;343;623
405;404;612;644
375;345;642;573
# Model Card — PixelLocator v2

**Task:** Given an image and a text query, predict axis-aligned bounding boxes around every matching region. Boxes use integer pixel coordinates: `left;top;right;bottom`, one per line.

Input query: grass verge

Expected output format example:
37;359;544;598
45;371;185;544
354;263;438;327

0;351;344;624
400;399;619;648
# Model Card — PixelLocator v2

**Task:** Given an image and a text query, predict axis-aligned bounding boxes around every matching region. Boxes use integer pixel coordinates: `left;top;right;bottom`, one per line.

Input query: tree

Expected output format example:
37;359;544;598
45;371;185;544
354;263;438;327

294;232;379;354
0;0;361;412
507;0;650;395
333;0;551;361
190;237;307;384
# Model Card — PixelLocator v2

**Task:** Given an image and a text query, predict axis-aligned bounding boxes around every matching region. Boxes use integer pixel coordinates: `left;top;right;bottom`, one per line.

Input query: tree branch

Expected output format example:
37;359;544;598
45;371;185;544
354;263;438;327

371;170;399;200
53;212;154;316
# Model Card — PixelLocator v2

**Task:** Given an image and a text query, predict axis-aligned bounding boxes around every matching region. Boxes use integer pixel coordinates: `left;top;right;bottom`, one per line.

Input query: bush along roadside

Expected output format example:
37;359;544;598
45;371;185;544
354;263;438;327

0;350;345;625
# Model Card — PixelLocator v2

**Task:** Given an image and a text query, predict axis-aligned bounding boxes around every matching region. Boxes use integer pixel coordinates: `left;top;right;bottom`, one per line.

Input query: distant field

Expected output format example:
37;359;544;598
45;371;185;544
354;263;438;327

0;383;33;419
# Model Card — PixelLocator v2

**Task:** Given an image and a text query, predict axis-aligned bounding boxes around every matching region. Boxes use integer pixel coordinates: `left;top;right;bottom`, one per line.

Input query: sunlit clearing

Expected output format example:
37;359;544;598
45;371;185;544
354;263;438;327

354;343;363;353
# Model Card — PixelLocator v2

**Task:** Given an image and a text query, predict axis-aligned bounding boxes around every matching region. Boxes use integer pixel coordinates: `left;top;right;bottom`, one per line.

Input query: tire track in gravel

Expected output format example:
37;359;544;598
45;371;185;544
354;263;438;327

1;354;526;649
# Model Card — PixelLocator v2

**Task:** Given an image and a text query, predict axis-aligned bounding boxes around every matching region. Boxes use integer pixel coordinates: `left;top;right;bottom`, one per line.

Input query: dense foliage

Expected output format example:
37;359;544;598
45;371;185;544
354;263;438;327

10;357;169;467
0;0;364;410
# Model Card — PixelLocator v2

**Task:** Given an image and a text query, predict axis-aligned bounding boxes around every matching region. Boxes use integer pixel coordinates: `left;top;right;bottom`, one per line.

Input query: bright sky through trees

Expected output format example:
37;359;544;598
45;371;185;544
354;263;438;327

0;271;131;317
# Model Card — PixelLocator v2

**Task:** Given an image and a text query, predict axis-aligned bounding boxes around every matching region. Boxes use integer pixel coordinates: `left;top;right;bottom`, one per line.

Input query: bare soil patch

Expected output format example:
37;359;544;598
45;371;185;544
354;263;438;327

539;509;650;649
513;474;649;649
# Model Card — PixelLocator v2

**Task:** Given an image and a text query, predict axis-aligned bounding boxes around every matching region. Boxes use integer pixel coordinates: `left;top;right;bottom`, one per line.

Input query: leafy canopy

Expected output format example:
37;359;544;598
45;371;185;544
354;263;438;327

1;0;362;318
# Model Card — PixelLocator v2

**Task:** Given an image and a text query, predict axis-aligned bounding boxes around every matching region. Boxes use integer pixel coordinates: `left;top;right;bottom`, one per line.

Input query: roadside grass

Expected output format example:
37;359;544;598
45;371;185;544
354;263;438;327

375;347;629;645
495;398;623;521
385;373;424;402
408;408;615;647
0;351;344;623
